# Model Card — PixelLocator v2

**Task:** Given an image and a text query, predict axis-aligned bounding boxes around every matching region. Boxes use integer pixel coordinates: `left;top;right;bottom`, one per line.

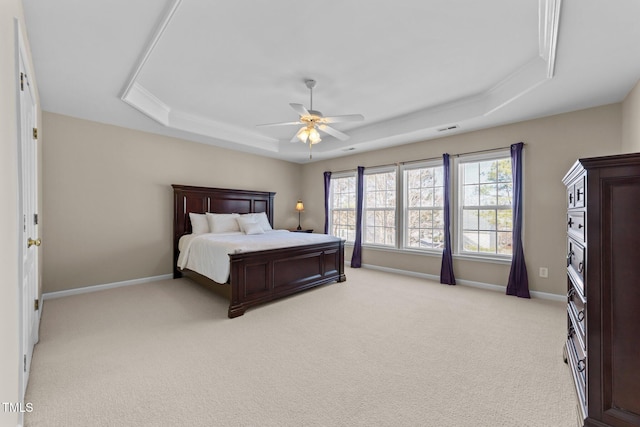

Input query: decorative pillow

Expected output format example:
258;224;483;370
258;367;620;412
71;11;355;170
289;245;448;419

249;211;273;231
205;213;240;233
237;215;258;234
189;213;210;234
243;222;265;235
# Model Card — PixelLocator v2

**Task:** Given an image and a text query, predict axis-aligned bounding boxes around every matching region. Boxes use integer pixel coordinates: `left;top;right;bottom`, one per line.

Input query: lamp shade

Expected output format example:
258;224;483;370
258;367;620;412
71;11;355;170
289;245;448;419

295;201;304;211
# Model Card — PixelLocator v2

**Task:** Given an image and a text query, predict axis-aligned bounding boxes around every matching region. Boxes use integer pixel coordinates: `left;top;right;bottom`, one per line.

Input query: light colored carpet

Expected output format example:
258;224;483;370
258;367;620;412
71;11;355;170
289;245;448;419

25;268;577;426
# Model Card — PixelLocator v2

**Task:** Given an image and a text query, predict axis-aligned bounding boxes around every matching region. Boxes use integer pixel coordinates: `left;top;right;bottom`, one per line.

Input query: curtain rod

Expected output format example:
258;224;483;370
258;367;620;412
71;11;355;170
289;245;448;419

453;143;523;157
326;143;525;174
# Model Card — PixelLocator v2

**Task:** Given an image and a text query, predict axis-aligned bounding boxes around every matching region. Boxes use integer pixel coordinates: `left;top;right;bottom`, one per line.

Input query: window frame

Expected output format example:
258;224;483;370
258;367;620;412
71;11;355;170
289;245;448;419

328;171;357;243
362;166;398;248
400;159;445;254
452;150;514;262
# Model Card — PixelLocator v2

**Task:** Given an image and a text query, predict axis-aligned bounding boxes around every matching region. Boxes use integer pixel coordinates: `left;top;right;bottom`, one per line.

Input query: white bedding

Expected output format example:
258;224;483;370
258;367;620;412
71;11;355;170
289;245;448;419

177;230;341;283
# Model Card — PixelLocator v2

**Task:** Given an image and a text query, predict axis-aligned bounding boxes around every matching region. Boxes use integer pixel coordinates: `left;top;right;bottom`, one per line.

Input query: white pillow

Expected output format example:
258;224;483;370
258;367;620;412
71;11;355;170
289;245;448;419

205;213;240;233
246;212;273;231
243;222;265;235
237;215;257;234
189;213;210;234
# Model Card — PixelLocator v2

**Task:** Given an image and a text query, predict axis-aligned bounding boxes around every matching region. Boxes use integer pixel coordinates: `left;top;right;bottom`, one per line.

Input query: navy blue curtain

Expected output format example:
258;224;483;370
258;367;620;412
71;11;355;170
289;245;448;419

506;142;530;298
440;153;456;285
351;166;365;268
323;171;331;234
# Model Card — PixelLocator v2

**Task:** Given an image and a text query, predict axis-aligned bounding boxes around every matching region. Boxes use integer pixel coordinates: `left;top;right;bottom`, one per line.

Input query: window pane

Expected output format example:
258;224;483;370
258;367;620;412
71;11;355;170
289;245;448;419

497;232;512;254
479;210;496;231
497;210;512;231
479;161;497;183
434;187;444;206
433;210;444;229
464;185;479;206
464;163;479;184
497;159;512;182
478;231;496;252
479;184;497;206
463;231;478;251
498;183;512;205
463;209;478;230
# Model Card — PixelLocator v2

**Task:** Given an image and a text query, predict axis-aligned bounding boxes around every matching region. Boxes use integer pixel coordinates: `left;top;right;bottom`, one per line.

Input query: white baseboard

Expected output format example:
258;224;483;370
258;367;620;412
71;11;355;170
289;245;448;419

42;274;173;301
350;262;565;302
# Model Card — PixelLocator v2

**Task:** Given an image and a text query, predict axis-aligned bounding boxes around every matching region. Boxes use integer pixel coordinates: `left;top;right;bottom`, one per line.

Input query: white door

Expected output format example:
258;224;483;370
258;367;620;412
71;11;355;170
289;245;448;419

17;35;40;399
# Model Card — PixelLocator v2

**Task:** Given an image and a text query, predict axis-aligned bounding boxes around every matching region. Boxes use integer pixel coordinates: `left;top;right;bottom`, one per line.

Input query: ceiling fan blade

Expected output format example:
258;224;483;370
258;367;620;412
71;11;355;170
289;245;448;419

321;113;364;123
318;124;350;141
290;103;310;116
256;121;302;127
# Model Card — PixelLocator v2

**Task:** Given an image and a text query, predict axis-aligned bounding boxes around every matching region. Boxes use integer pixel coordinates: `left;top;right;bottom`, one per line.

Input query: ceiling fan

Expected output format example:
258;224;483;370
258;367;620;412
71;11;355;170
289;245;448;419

257;79;364;157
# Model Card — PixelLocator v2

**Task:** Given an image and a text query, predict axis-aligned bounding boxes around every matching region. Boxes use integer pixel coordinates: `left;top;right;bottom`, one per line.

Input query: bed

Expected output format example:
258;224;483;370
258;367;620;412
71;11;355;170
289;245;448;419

173;184;346;318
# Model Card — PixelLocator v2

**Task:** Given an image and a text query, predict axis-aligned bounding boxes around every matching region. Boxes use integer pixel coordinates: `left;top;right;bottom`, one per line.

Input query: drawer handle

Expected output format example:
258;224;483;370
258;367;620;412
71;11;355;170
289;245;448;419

576;189;583;200
577;309;585;322
578;262;584;273
569;193;574;203
577;358;586;372
568;287;575;298
568;218;574;227
567;250;574;267
578;224;583;229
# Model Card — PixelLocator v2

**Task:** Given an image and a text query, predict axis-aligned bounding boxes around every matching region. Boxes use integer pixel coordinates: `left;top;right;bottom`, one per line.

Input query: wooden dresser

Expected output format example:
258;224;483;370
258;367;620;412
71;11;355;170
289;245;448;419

563;153;640;427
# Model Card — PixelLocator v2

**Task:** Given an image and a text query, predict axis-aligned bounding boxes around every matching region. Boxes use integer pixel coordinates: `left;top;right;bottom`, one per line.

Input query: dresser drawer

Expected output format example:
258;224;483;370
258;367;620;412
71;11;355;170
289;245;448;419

567;211;585;242
567;327;587;413
567;185;575;208
573;176;585;208
567;238;585;293
568;285;586;349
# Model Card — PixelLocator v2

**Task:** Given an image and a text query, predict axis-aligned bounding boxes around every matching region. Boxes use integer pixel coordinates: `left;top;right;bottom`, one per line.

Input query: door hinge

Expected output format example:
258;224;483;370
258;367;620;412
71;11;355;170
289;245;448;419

34;299;39;311
33;127;38;139
20;72;24;91
34;213;38;225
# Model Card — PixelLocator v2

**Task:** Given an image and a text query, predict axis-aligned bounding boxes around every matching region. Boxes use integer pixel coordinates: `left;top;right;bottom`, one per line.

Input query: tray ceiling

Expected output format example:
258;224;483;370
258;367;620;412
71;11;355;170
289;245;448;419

23;0;640;163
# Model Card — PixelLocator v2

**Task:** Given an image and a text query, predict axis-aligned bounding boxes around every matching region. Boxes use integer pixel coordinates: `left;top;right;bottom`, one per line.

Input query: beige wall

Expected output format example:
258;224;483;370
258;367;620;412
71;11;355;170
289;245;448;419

622;79;640;153
1;1;42;425
301;104;622;295
42;113;302;293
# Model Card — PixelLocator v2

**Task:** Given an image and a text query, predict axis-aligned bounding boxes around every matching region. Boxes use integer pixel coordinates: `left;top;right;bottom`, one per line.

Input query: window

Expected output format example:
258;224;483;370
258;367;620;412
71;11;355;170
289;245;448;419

329;174;357;242
327;147;518;262
363;168;396;246
457;152;513;257
403;162;444;250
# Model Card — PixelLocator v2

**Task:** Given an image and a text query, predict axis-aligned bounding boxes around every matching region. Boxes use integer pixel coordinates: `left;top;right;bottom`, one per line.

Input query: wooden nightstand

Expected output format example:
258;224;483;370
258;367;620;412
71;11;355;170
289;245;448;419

289;229;313;233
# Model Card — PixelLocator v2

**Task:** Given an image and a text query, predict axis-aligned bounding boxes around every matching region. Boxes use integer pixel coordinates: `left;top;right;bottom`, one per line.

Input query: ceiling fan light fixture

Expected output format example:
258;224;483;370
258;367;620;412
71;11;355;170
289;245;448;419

308;127;321;144
296;127;310;143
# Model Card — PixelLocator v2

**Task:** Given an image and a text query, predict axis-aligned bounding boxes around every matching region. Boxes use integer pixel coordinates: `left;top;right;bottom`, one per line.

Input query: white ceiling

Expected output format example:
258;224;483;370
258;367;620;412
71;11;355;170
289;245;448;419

22;0;640;163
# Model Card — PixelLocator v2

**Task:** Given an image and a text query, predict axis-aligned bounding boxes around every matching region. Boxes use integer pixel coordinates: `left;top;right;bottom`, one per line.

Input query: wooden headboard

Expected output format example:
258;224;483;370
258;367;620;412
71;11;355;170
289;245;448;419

172;184;276;278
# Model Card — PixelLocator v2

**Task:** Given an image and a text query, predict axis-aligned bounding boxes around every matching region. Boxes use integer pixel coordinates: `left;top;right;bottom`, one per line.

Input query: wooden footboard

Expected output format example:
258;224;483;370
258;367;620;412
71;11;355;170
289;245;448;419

228;239;346;317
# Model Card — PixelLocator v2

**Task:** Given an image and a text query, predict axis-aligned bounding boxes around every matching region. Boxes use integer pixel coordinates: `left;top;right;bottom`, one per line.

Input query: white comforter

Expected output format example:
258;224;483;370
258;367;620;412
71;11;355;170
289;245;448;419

177;231;341;283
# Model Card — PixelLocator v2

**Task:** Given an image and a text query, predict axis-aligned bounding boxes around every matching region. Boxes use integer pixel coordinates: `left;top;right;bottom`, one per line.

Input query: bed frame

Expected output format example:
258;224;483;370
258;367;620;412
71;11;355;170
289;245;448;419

173;184;346;318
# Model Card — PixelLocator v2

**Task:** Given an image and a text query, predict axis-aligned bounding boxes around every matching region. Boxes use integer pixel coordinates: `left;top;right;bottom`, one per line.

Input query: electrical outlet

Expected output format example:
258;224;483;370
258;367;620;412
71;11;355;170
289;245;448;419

539;267;549;278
